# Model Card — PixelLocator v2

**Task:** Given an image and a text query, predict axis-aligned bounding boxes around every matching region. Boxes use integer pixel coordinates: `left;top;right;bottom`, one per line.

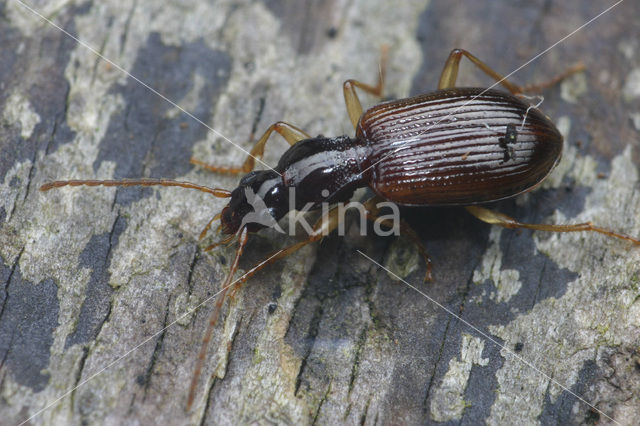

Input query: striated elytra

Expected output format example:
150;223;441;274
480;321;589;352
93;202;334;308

359;88;562;205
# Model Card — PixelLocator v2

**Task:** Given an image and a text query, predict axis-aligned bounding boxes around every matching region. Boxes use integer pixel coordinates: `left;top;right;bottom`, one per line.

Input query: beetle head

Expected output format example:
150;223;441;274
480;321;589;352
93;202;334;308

220;170;288;234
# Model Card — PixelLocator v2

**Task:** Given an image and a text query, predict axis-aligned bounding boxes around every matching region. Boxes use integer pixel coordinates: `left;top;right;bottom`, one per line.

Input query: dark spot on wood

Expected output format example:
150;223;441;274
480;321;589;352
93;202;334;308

261;0;338;53
272;284;282;300
584;408;600;424
0;3;78;182
92;33;231;206
0;260;59;391
65;216;127;348
539;359;600;424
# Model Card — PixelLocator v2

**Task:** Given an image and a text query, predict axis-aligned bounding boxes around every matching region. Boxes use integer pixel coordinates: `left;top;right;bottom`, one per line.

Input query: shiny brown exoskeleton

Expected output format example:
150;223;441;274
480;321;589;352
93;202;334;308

40;49;640;409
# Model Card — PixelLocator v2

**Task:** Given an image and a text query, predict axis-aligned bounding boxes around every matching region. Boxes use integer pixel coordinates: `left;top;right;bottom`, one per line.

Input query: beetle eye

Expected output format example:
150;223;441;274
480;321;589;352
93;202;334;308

239;171;261;186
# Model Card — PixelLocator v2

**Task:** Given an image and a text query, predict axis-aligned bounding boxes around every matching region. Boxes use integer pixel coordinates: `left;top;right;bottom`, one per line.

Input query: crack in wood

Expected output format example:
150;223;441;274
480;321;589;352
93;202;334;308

141;296;172;399
70;346;90;408
347;325;368;398
119;0;137;56
0;247;24;321
185;246;199;298
199;376;217;426
311;380;332;425
294;304;323;396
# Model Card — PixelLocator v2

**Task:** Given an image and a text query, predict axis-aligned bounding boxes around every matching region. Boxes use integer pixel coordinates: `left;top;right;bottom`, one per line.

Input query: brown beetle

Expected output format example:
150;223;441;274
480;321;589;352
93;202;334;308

41;48;640;408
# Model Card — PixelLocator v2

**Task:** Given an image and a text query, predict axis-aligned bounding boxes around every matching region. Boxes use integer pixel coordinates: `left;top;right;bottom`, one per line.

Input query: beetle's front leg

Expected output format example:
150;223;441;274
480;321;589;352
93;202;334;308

229;204;345;287
188;226;249;410
465;205;640;245
438;48;584;94
191;121;311;175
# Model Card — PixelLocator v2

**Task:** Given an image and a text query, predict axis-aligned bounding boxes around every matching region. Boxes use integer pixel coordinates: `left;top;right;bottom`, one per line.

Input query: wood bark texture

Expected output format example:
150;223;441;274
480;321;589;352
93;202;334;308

1;0;640;424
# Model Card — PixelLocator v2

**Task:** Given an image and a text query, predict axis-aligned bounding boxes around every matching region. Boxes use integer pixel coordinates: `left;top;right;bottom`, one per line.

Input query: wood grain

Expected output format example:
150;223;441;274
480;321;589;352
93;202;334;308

1;0;639;424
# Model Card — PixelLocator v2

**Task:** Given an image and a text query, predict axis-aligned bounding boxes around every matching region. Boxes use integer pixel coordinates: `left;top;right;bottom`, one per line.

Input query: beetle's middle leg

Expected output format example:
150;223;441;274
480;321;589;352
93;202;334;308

362;197;433;281
191;121;310;175
438;48;584;94
465;205;640;245
343;45;389;129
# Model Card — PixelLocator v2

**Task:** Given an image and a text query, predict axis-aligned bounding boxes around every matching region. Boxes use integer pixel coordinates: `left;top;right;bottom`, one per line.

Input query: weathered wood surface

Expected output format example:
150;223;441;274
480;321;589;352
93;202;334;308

1;0;640;424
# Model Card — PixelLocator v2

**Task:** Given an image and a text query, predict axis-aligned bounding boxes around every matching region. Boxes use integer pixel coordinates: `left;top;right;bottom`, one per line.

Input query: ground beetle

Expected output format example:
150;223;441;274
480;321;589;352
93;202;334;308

40;48;640;409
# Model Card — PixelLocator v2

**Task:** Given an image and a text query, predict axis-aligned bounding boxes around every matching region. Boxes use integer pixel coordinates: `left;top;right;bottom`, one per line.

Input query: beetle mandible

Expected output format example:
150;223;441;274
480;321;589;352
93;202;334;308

40;48;640;409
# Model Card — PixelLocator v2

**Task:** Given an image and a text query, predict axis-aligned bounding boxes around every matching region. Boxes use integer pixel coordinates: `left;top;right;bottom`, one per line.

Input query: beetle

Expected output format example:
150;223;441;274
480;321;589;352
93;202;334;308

40;48;640;409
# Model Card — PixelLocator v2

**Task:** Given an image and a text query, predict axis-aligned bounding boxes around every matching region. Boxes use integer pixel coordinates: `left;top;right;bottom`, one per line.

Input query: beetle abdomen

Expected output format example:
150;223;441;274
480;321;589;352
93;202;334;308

358;88;562;206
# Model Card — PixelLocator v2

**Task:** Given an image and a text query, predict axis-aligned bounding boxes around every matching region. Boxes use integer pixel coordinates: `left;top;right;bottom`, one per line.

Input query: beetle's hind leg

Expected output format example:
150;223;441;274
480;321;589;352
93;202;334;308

465;205;640;245
438;48;584;94
191;121;310;175
343;45;389;129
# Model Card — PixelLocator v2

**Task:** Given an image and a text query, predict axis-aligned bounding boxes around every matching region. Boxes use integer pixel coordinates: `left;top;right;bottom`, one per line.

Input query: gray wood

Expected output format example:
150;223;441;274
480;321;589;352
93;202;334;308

1;0;639;424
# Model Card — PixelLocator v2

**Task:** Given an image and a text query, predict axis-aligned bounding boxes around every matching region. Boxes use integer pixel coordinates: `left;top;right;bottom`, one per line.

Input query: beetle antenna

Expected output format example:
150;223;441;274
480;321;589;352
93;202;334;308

40;178;232;198
187;226;249;411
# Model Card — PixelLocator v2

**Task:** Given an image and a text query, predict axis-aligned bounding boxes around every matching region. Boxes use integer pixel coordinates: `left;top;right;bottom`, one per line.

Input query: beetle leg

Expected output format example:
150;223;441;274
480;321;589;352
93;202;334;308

519;62;585;93
226;204;344;289
438;48;584;95
343;45;389;129
465;205;640;245
362;197;433;281
190;121;310;175
188;226;249;410
191;206;338;405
